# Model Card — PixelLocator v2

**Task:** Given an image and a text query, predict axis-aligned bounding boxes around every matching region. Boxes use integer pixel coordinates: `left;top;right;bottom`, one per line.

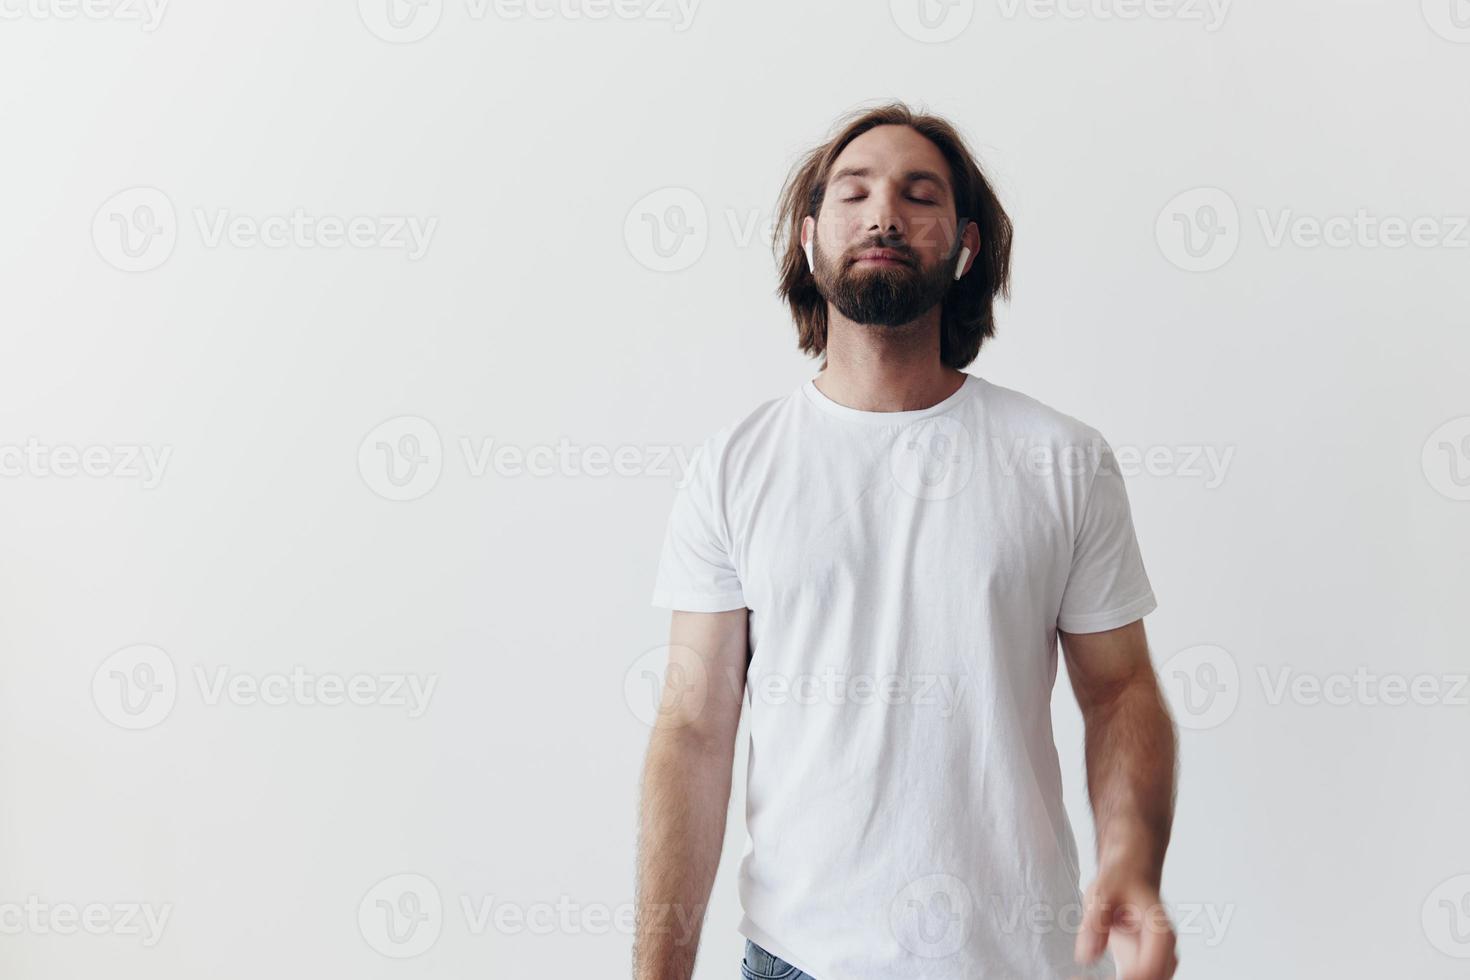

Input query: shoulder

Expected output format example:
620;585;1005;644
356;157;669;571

971;377;1115;484
686;388;797;475
973;376;1107;446
695;387;798;455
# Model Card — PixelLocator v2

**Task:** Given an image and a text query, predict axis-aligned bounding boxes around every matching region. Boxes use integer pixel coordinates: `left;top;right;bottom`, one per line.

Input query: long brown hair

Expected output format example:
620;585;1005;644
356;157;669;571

773;102;1014;370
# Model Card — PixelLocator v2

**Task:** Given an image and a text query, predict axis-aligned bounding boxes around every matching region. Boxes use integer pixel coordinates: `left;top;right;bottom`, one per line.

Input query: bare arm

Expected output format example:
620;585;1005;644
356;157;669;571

1060;618;1179;980
633;608;748;980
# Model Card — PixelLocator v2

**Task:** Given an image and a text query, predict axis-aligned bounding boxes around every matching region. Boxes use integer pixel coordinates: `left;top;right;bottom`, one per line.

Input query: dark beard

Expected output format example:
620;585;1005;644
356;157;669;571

817;245;956;328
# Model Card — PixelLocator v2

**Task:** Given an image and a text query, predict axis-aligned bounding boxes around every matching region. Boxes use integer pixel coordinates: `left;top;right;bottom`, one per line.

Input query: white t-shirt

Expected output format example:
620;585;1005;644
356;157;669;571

651;372;1157;979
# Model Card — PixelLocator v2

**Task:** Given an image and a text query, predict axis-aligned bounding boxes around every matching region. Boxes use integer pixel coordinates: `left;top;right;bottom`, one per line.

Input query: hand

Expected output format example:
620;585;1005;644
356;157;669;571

1074;867;1178;980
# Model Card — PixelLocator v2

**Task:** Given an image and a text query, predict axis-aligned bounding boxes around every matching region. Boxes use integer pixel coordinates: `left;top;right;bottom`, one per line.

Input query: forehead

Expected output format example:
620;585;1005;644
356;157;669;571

827;124;953;192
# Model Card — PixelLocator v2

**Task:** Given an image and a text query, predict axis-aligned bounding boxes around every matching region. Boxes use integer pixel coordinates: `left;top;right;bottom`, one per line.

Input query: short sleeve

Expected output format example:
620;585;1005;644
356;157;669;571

650;429;746;612
1056;436;1158;633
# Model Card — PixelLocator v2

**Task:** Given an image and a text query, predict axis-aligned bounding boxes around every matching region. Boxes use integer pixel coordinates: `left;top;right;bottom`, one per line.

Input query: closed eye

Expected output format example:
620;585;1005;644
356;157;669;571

842;194;937;205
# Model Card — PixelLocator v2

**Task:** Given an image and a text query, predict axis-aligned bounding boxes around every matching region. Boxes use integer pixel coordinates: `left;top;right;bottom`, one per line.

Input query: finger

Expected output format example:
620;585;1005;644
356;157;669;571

1131;906;1176;980
1074;890;1112;964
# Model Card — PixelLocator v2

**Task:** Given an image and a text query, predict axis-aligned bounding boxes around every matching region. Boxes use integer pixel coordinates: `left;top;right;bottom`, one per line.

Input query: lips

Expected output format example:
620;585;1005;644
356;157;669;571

852;249;910;266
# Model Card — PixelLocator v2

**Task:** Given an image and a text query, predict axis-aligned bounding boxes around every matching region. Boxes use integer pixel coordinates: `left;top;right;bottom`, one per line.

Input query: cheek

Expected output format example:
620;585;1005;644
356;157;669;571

907;213;952;251
815;210;860;247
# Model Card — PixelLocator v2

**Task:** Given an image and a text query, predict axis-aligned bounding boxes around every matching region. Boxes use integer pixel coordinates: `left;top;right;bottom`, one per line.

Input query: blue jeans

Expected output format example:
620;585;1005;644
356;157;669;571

740;938;813;979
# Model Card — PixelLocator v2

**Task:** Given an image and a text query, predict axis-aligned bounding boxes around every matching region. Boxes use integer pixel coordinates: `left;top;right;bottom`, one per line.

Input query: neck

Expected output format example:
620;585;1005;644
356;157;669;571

814;306;965;412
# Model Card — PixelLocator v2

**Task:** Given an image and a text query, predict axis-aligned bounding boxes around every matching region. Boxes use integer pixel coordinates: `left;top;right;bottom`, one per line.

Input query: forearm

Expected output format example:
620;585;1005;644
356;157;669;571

1081;673;1178;886
633;727;735;980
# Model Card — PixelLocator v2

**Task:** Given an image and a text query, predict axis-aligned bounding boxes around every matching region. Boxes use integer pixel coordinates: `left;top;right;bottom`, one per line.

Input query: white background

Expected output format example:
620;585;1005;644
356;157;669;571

1;0;1467;977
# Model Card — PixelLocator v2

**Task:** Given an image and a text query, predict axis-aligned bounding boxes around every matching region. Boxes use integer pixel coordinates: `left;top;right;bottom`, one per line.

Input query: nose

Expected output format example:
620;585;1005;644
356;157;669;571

865;184;905;240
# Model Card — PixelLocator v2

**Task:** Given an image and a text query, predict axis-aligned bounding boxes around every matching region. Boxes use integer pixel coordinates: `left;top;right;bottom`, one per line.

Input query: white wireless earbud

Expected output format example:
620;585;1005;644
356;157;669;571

953;245;972;280
803;237;815;272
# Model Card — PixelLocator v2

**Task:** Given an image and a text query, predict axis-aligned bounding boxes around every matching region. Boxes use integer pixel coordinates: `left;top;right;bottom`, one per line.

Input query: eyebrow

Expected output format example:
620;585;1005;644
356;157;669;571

827;166;950;195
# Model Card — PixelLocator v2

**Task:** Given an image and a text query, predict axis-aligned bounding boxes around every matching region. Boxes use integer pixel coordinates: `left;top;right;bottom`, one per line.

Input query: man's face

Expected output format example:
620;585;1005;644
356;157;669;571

807;124;965;328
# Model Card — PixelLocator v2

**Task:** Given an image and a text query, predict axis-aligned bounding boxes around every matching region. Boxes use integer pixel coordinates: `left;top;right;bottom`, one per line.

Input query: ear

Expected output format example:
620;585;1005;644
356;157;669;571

801;216;816;272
